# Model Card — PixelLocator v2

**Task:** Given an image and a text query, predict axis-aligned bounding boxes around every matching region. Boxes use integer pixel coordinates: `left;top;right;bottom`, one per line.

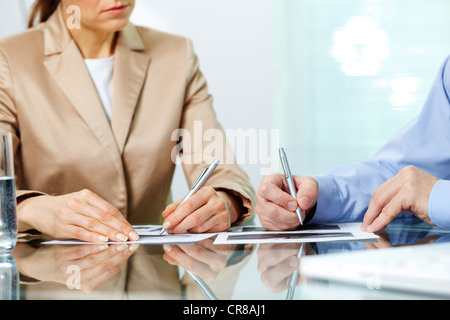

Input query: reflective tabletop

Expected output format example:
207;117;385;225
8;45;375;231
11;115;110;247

3;217;450;300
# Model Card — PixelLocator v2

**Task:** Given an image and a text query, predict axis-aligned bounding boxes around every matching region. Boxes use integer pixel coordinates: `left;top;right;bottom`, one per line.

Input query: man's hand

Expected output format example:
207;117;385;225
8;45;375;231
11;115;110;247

255;174;318;230
361;166;439;233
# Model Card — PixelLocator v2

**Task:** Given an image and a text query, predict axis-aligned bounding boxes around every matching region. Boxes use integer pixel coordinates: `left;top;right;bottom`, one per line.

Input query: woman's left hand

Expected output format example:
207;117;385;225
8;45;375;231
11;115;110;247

161;187;240;233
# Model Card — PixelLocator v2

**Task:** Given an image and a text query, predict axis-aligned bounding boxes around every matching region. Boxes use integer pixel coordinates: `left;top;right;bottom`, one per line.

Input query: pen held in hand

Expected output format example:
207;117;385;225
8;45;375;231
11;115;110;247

279;148;303;226
159;158;220;235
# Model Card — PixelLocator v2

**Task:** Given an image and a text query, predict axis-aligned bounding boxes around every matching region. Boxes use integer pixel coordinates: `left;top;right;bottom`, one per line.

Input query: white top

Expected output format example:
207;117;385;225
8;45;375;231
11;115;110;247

84;56;114;122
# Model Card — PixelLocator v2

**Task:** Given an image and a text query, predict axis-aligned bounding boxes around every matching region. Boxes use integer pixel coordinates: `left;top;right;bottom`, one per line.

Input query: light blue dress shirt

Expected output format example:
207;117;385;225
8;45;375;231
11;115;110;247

310;56;450;230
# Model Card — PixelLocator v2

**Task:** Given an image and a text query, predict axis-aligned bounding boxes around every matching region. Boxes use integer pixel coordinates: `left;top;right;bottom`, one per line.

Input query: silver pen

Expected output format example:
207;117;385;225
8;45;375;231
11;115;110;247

286;244;304;300
159;158;220;235
279;148;303;225
186;270;218;300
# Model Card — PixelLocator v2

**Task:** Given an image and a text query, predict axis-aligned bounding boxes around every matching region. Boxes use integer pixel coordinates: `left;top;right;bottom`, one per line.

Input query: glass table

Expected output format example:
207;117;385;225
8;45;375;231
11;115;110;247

3;217;450;301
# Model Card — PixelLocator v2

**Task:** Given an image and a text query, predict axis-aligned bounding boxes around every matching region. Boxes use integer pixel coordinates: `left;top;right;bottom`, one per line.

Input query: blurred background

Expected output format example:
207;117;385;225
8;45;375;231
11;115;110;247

1;0;450;201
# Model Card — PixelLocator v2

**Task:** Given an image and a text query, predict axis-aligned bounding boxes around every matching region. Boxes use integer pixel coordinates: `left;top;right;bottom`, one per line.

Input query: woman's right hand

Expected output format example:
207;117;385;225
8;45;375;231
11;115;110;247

17;189;139;243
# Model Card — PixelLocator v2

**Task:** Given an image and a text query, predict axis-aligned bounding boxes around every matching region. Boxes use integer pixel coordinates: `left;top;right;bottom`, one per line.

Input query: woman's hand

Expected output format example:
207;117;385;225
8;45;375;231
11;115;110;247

14;243;138;293
163;238;229;280
17;189;139;243
161;187;241;233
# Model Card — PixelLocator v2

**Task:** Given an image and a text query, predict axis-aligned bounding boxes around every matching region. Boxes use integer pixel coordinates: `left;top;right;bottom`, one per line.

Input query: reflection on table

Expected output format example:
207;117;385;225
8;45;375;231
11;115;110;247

4;217;450;300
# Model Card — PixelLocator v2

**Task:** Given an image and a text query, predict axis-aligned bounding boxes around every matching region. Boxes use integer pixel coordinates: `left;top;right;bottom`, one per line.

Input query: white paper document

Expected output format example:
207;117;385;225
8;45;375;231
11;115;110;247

42;223;378;246
213;223;378;245
42;225;216;245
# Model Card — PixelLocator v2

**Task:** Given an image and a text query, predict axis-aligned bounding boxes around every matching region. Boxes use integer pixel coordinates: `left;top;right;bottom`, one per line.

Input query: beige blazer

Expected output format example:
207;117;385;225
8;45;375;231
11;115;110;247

0;8;254;225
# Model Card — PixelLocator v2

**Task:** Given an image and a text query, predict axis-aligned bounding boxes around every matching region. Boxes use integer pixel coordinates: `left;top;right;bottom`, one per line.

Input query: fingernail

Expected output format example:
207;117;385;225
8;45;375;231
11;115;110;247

117;233;128;242
299;196;311;209
287;201;297;211
163;244;171;252
163;221;171;230
288;256;299;268
129;244;139;252
366;225;373;233
116;244;128;251
98;235;109;243
95;244;109;251
129;231;139;241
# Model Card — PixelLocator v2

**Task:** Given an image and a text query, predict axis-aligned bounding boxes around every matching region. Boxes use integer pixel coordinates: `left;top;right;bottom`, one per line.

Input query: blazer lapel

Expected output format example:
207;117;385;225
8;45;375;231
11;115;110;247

41;9;124;176
111;23;151;154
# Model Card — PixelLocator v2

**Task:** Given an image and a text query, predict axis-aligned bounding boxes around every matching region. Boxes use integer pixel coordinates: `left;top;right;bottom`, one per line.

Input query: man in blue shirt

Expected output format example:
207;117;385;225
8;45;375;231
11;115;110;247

256;56;450;232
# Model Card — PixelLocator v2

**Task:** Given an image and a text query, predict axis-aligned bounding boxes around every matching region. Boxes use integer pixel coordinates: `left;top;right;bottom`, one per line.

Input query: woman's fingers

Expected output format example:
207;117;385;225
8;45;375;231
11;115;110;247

162;187;231;234
79;189;139;241
22;189;139;242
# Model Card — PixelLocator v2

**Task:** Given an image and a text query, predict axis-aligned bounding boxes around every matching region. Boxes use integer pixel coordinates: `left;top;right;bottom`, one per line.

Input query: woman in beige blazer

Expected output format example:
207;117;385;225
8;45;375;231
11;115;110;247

0;0;254;242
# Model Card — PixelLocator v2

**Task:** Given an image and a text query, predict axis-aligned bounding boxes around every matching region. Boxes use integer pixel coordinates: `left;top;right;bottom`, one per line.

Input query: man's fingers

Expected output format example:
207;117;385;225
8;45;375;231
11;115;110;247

362;173;411;232
365;194;403;233
256;175;319;231
257;174;298;211
294;176;318;211
361;178;400;231
256;191;301;231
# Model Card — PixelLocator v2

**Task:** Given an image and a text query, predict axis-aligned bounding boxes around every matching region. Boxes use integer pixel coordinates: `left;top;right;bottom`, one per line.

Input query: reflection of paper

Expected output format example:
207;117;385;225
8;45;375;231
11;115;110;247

42;225;217;245
213;223;378;245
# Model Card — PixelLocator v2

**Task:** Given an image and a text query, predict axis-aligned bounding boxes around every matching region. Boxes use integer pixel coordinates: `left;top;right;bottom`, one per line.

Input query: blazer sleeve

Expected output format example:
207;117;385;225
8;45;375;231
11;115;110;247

176;39;255;223
0;49;45;200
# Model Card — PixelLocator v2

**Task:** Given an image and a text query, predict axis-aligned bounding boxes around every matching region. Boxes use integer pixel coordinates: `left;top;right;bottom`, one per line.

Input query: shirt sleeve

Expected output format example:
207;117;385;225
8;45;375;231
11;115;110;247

428;180;450;230
309;55;450;228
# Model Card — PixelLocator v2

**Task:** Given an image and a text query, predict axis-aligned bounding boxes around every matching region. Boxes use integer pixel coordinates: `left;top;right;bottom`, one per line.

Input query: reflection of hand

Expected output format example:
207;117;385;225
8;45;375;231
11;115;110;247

163;238;229;280
256;243;309;293
161;187;242;233
364;230;440;250
14;243;138;293
361;166;439;233
256;174;318;230
363;230;393;250
18;189;139;242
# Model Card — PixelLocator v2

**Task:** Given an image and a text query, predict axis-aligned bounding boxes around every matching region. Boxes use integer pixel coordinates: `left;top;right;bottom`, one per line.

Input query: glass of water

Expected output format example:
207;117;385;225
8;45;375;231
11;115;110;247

0;254;19;300
0;133;17;252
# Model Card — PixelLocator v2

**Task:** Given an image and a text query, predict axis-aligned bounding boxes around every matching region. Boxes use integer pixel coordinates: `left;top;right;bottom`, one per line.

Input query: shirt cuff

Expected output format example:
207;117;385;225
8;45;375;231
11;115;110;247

309;174;343;223
428;179;450;230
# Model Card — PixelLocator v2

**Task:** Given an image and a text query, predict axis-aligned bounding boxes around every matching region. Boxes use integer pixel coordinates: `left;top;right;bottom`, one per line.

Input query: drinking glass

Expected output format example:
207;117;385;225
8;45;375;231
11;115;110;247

0;133;17;252
0;254;19;300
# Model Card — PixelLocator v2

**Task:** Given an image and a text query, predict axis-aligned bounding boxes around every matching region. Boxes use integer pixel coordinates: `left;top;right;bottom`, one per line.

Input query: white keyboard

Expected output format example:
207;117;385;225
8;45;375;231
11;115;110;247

300;242;450;297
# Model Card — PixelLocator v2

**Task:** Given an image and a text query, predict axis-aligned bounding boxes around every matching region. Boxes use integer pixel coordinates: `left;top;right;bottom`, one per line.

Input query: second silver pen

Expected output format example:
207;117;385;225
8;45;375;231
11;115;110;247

279;148;303;226
159;158;220;235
